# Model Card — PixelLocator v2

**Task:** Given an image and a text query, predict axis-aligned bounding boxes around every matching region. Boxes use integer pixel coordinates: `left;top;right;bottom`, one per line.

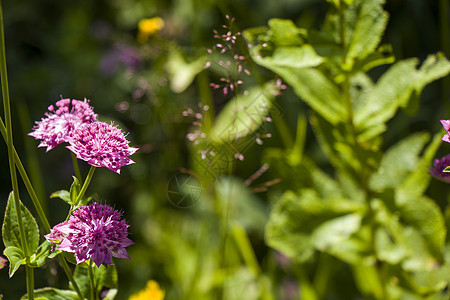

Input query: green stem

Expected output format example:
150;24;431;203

58;256;84;300
71;152;82;182
25;264;34;299
0;1;33;298
0;118;51;232
89;260;95;300
231;223;273;300
75;166;96;205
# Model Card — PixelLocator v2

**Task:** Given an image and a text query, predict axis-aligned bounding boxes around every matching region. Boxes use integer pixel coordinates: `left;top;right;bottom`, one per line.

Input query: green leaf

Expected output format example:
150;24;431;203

266;19;304;46
71;263;118;299
250;45;324;69
396;132;443;202
2;192;40;255
351;261;384;300
69;176;81;206
345;0;388;65
29;240;51;268
3;246;26;277
265;190;364;262
355;54;450;136
20;288;78;300
210;82;277;145
398;196;446;258
369;132;430;192
270;67;346;125
215;177;267;233
50;190;71;205
166;48;206;93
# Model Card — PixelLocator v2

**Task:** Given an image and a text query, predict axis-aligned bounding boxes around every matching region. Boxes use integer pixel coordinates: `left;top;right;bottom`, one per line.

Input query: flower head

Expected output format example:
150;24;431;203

67;121;138;173
137;17;165;43
29;98;98;151
45;202;133;267
129;280;164;300
429;154;450;183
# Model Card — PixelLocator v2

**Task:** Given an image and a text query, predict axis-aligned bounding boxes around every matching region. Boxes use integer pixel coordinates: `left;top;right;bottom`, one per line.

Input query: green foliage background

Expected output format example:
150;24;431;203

1;0;450;299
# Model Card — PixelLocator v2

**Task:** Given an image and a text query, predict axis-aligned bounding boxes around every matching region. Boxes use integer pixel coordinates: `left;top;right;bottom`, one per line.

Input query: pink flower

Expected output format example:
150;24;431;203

29;98;98;151
67;121;138;173
0;256;7;269
429;154;450;183
440;120;450;143
45;202;133;267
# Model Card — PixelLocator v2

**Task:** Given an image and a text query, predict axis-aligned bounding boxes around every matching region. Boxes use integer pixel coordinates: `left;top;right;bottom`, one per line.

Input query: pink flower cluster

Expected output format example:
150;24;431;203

45;202;133;267
431;120;450;182
30;97;138;173
29;98;98;151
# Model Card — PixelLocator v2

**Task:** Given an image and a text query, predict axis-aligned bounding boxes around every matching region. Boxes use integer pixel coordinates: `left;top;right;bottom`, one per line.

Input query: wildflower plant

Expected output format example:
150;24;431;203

0;4;138;291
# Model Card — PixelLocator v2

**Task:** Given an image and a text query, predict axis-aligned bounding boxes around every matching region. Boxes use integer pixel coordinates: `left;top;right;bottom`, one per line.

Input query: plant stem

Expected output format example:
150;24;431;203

0;118;51;232
0;1;33;298
231;223;273;300
25;263;34;299
71;152;82;182
75;166;96;205
58;256;84;299
89;260;95;300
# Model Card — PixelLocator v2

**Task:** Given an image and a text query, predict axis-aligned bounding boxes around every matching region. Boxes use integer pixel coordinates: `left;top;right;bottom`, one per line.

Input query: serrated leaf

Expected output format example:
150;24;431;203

271;67;346;125
355;54;450;135
369;132;430;192
21;288;78;300
250;45;324;69
210;82;277;145
2;192;39;255
346;0;388;65
50;190;71;205
265;190;364;262
396;132;443;202
4;246;26;277
398;196;446;258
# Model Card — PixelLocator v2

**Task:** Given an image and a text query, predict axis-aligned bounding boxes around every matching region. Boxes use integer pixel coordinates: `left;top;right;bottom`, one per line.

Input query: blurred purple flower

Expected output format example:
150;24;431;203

0;256;7;269
67;121;138;173
45;202;133;267
429;154;450;183
100;43;142;76
29;98;98;151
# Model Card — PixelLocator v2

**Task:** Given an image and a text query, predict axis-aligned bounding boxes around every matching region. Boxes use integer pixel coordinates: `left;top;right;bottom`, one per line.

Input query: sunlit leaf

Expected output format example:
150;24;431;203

210;82;277;144
3;246;26;277
2;192;39;255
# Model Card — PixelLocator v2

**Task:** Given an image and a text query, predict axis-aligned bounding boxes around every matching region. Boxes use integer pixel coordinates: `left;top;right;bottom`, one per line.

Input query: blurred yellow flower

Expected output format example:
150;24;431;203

137;17;165;43
129;280;164;300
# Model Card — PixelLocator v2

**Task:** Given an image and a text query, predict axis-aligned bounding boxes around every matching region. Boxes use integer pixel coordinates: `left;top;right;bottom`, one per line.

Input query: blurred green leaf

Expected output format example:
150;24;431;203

398;196;446;258
166;48;207;93
2;192;39;256
3;246;26;278
355;54;450;137
345;0;388;67
369;132;430;192
210;82;277;144
215;177;267;233
20;288;78;300
265;190;364;262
